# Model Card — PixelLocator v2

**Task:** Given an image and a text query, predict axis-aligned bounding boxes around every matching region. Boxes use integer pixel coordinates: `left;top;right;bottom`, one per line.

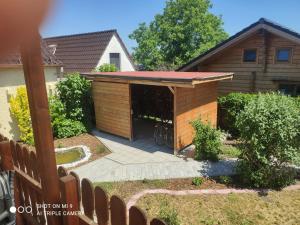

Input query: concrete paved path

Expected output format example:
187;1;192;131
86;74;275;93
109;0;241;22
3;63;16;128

73;130;236;182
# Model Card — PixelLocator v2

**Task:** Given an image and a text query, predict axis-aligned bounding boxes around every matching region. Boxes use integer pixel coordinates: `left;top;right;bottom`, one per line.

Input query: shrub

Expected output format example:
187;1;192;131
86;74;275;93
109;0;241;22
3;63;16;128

159;201;180;225
236;93;300;189
218;175;232;185
191;119;222;161
56;73;93;131
192;177;204;186
94;63;117;72
49;96;86;139
218;93;257;137
52;118;86;139
9;86;34;145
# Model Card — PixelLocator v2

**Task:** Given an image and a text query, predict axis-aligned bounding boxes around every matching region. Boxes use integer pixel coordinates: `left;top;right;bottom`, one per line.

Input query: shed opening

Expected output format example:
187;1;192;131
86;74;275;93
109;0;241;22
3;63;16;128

131;84;174;150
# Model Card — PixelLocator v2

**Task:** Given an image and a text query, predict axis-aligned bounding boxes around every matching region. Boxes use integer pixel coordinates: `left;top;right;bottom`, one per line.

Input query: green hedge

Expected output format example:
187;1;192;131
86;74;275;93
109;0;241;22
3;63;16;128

218;93;257;137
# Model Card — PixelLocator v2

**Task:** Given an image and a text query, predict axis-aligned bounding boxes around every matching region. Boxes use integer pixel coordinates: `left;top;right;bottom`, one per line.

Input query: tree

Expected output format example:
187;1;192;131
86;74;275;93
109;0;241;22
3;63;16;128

129;0;228;70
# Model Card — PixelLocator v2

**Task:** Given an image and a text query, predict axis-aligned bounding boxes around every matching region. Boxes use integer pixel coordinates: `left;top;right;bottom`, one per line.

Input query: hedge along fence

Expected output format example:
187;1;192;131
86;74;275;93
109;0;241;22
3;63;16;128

0;134;167;225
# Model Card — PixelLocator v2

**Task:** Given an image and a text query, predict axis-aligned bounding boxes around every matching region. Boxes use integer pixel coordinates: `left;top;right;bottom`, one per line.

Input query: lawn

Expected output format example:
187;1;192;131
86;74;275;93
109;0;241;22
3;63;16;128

219;143;241;159
95;178;300;225
137;190;300;225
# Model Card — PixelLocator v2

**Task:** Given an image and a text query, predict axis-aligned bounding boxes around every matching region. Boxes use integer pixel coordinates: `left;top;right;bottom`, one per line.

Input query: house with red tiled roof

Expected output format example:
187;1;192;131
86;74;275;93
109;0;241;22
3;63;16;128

0;40;62;139
44;29;135;73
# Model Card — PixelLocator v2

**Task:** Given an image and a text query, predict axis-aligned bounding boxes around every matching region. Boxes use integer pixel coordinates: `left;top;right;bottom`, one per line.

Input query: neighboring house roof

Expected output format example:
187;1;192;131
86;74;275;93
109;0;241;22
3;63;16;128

0;40;62;67
177;18;300;71
44;29;134;73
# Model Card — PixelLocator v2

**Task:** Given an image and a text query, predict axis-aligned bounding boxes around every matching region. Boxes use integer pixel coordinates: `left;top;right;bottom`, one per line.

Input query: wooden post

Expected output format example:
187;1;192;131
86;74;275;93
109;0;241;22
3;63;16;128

20;30;62;225
59;175;80;225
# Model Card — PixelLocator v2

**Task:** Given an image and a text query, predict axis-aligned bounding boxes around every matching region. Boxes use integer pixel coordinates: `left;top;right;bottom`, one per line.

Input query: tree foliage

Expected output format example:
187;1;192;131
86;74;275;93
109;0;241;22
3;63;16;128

129;0;228;70
236;93;300;189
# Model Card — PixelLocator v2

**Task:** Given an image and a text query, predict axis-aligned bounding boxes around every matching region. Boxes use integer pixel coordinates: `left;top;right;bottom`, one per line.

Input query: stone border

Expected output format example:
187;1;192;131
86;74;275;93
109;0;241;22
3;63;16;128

55;145;92;168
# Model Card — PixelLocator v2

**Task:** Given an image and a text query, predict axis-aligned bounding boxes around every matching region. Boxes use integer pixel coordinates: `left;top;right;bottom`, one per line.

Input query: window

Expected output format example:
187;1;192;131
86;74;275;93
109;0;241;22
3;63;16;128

243;49;257;62
278;83;300;96
109;53;120;70
276;48;291;62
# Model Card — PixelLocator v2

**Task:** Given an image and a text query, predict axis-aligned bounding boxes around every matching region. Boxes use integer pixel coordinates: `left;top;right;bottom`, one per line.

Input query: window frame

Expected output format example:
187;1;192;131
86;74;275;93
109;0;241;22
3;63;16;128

242;48;257;63
275;48;292;63
109;52;121;70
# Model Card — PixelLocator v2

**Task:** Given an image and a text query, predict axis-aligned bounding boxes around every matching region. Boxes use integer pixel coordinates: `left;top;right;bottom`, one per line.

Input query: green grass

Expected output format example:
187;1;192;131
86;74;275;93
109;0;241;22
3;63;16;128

55;147;84;165
220;144;241;159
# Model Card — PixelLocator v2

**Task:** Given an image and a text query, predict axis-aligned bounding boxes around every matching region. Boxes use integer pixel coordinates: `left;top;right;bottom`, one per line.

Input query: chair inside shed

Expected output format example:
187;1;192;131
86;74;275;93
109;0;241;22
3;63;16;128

131;84;174;150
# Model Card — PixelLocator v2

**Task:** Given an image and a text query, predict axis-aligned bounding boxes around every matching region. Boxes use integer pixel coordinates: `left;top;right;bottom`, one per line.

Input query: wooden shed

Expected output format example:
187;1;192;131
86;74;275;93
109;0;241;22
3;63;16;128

83;71;233;154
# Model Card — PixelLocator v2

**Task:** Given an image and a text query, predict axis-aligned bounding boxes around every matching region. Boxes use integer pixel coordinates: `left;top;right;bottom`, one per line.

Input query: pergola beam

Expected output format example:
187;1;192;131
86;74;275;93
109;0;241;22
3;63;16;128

20;31;62;225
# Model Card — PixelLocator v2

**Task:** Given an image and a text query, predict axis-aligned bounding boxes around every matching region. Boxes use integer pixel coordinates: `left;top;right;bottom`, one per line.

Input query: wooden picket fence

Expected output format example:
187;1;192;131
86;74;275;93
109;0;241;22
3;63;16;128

0;134;166;225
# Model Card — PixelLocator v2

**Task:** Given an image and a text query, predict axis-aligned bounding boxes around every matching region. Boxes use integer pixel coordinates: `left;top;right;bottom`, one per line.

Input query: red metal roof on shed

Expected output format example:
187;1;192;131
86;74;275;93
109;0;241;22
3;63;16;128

83;71;233;82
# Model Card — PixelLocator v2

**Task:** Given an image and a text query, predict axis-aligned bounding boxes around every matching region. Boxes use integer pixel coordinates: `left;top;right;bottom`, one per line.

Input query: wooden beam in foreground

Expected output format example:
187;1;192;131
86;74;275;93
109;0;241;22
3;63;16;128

20;31;62;225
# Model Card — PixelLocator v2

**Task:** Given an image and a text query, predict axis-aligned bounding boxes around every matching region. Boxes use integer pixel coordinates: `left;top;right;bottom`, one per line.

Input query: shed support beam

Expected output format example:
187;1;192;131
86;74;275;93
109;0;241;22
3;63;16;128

168;86;175;94
21;31;62;225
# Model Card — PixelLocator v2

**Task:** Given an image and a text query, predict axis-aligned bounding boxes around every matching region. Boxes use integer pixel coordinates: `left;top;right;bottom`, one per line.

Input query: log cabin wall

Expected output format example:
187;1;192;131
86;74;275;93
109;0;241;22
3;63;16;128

193;32;300;95
174;82;217;152
92;81;132;139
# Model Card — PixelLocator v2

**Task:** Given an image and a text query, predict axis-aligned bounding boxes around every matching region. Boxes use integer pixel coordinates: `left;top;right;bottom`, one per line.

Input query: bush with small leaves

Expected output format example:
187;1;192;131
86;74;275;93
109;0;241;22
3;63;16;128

192;177;204;186
56;73;93;131
9;86;34;145
191;119;222;161
236;93;300;189
218;93;257;137
94;63;117;72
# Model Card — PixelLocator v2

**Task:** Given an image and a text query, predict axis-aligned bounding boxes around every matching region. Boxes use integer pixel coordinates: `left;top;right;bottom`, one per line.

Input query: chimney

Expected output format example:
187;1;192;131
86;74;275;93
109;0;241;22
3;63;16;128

48;44;57;55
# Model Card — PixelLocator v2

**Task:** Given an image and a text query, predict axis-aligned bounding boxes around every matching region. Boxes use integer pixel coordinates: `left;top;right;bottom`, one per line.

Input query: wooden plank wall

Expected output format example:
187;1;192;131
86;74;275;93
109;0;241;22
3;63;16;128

174;82;217;152
192;32;300;95
93;81;132;139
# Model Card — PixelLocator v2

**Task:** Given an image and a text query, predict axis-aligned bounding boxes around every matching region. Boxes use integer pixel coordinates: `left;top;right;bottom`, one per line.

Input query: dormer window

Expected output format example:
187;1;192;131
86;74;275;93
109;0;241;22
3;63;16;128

276;48;291;62
243;49;257;62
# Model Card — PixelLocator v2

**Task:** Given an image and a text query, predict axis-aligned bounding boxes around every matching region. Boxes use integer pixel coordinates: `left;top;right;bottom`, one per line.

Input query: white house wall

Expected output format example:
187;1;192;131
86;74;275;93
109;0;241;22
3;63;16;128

97;35;135;71
0;67;59;140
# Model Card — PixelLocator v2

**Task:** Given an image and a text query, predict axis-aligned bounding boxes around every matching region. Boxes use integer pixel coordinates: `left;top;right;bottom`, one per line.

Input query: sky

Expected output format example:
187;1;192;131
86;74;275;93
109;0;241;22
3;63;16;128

41;0;300;53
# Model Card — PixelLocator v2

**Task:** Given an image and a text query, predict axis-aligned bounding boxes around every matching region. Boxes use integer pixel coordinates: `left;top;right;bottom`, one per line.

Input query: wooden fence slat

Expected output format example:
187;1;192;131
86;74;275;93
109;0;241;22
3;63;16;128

0;141;14;170
58;166;68;178
23;147;32;177
60;175;80;225
129;206;147;225
150;218;167;225
95;186;109;225
10;140;18;167
30;151;40;182
16;143;25;171
81;178;95;220
69;171;81;204
29;151;45;224
110;195;127;225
